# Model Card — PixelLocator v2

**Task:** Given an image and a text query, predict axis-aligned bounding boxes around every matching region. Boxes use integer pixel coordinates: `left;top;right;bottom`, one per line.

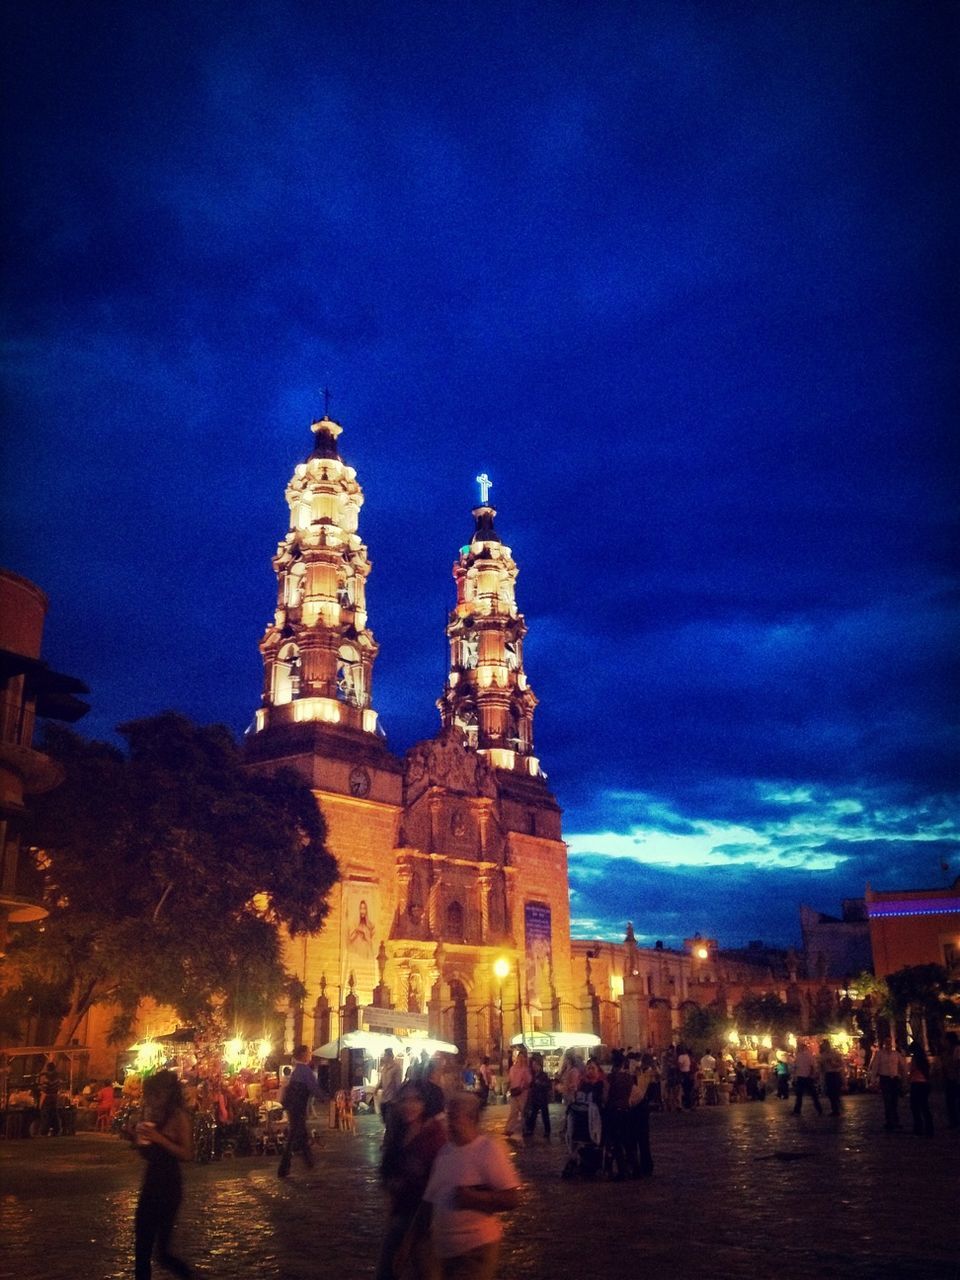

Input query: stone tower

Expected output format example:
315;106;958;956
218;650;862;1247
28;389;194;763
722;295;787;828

394;487;574;1054
436;498;540;776
246;415;403;1051
254;414;381;742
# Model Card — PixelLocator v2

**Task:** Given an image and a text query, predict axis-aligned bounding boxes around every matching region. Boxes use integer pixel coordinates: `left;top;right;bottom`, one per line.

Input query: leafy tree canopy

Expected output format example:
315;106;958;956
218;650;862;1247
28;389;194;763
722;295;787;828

733;992;798;1035
680;1002;733;1054
8;713;337;1044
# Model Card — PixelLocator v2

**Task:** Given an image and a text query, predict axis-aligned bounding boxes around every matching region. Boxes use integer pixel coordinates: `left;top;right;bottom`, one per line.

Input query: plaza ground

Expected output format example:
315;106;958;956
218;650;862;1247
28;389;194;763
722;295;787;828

1;1092;956;1280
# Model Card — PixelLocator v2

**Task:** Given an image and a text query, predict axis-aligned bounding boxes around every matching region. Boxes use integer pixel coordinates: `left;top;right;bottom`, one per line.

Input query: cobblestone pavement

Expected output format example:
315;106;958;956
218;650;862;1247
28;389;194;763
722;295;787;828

1;1092;957;1280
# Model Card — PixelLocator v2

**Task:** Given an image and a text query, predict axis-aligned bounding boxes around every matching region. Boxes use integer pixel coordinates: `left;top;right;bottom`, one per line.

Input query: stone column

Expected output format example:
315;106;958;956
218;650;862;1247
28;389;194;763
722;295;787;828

478;872;493;942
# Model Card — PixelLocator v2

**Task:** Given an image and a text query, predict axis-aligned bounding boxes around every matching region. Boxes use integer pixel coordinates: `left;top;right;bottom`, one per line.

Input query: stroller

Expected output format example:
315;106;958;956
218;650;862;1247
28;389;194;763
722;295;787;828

561;1088;604;1179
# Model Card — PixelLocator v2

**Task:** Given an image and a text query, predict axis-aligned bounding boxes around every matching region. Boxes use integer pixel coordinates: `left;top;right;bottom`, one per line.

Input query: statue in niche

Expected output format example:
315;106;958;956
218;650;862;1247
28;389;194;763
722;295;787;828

407;970;423;1015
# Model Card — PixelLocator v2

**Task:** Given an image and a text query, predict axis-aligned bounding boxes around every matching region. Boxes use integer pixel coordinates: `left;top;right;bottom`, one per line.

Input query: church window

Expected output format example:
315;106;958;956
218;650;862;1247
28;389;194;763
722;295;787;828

445;901;465;941
273;644;300;705
337;644;362;707
454;705;478;749
504;641;519;671
460;635;478;669
286;563;305;608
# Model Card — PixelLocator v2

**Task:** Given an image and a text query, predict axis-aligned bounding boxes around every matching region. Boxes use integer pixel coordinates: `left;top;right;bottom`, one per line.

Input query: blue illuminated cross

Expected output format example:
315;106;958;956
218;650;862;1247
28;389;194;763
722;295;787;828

476;472;492;504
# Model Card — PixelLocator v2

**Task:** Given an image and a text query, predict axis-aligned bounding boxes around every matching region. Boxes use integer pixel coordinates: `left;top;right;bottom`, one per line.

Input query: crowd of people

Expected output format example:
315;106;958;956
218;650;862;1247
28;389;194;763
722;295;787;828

5;1028;957;1279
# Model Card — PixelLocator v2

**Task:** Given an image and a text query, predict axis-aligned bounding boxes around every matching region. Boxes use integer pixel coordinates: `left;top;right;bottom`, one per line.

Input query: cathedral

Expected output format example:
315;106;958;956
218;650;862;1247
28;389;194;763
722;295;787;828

244;413;576;1060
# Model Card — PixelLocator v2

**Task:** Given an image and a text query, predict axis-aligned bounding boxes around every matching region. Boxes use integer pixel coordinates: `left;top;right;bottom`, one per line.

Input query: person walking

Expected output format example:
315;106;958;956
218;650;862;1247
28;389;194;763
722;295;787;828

523;1053;553;1143
603;1049;634;1178
677;1045;695;1110
127;1069;194;1280
378;1047;403;1140
627;1054;656;1178
476;1057;496;1109
503;1046;531;1141
773;1053;791;1100
420;1092;521;1279
869;1037;906;1131
907;1043;934;1137
818;1039;845;1116
37;1061;62;1137
375;1082;446;1280
791;1042;822;1116
278;1045;323;1178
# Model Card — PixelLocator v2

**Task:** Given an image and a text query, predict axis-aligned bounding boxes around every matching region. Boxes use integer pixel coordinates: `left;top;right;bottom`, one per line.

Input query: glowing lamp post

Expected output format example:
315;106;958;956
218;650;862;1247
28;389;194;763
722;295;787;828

494;957;509;1073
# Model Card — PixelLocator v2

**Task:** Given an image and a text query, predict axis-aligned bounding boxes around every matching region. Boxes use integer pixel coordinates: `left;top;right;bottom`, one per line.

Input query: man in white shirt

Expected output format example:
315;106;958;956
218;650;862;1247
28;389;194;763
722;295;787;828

378;1048;403;1137
791;1042;823;1116
869;1038;906;1130
422;1092;521;1279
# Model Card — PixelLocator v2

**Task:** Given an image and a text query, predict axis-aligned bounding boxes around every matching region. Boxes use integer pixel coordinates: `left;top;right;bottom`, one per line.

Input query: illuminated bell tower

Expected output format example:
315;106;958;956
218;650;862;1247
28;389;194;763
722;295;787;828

254;415;381;737
437;476;540;776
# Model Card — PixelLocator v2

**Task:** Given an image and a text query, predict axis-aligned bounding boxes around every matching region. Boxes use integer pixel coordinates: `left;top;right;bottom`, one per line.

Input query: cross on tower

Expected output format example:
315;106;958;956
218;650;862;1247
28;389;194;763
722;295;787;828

476;472;492;504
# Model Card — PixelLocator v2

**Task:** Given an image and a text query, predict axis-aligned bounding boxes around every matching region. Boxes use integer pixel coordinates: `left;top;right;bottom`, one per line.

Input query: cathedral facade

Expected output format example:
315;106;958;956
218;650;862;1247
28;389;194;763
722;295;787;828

245;414;577;1060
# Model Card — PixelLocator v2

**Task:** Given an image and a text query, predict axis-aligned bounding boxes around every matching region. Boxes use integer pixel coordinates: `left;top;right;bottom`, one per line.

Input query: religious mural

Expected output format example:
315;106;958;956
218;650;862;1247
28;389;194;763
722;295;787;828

341;877;380;999
524;902;553;1010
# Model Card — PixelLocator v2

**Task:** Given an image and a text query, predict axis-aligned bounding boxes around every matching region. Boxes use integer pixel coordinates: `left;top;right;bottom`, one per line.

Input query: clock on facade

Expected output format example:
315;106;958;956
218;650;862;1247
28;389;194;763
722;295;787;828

348;766;371;798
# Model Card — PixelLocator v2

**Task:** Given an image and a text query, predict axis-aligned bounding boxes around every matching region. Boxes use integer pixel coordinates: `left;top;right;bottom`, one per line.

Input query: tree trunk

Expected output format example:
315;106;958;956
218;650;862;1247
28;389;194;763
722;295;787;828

55;978;103;1047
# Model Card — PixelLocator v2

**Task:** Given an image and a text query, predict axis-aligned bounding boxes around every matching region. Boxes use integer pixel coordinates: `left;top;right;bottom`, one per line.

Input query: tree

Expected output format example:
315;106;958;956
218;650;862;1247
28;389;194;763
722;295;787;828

734;992;798;1037
849;971;891;1054
6;713;338;1046
680;1002;734;1054
886;964;958;1051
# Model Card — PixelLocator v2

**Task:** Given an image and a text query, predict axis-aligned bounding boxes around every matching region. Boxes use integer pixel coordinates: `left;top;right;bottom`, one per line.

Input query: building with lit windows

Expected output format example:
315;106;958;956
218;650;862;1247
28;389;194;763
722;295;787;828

245;415;575;1059
0;569;88;957
866;879;960;978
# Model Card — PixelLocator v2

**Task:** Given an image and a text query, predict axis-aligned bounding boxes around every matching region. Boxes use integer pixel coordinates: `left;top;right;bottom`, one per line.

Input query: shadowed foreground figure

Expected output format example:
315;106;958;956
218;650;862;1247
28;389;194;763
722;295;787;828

125;1069;194;1280
408;1092;521;1280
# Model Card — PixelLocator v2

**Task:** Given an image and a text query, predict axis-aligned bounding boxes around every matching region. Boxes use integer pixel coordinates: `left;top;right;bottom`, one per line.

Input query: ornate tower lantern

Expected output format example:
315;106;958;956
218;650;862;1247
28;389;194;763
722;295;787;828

253;415;381;737
437;476;540;776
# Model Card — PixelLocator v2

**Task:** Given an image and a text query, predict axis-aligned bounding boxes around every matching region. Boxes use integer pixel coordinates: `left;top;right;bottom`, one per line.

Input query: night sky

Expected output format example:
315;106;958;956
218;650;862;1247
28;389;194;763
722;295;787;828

2;2;957;950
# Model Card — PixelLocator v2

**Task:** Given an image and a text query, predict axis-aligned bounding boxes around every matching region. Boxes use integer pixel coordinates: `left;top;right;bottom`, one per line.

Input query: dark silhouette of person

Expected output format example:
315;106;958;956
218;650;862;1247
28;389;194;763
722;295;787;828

38;1061;61;1136
278;1045;324;1178
128;1069;194;1279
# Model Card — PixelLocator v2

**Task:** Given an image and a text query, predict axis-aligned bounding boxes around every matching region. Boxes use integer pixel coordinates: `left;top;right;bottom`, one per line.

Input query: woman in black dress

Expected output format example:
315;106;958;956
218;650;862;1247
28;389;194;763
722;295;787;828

128;1069;194;1279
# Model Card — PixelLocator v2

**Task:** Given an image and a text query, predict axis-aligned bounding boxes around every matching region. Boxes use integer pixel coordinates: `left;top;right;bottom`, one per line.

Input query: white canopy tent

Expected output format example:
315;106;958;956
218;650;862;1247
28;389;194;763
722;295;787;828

509;1031;601;1051
398;1036;458;1057
313;1031;403;1059
314;1031;460;1060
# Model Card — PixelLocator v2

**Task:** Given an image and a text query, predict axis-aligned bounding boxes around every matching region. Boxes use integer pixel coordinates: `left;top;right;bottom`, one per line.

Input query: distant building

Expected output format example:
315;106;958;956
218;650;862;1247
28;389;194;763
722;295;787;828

800;899;872;980
0;569;87;955
866;879;960;978
567;924;843;1049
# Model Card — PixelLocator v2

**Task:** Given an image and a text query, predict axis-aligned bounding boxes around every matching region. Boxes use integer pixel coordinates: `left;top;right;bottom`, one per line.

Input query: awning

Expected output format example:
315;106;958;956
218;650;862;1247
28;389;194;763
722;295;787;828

510;1031;601;1051
359;1006;429;1034
399;1036;458;1056
314;1030;403;1059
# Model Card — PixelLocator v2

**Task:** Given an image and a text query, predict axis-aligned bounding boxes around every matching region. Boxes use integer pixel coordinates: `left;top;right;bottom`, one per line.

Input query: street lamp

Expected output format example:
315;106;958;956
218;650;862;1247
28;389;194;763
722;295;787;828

494;957;509;1075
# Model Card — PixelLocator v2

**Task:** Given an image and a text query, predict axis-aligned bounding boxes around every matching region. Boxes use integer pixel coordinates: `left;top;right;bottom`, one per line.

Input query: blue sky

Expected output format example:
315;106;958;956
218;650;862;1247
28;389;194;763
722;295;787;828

2;1;957;947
